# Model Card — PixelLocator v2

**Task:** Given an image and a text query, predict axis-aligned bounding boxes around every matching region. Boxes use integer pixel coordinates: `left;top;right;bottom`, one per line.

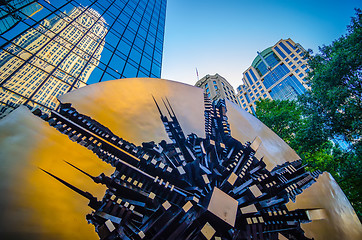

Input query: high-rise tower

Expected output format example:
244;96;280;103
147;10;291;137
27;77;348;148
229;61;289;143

195;73;239;105
0;0;43;34
0;0;167;118
237;38;310;113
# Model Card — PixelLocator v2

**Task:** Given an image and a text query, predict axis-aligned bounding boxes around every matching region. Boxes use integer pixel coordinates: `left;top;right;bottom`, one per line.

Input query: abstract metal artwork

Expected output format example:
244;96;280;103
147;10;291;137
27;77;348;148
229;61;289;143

35;94;322;240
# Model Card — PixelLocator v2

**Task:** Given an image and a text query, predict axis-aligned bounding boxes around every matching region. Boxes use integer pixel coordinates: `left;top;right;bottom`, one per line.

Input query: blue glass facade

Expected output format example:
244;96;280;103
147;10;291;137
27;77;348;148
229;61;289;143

269;75;306;100
254;52;280;77
240;39;310;113
0;0;43;34
279;42;291;54
274;46;286;59
263;64;290;88
249;69;258;83
286;40;296;50
0;0;167;117
245;71;253;85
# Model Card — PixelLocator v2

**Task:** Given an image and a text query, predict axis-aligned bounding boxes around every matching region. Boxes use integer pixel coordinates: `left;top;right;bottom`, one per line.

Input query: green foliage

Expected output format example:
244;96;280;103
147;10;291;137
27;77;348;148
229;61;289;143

301;8;362;150
255;99;302;147
254;9;362;220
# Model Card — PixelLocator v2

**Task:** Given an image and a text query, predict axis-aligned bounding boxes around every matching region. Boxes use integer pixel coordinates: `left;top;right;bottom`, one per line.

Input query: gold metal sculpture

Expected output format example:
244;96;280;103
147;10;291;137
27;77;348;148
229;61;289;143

0;78;360;239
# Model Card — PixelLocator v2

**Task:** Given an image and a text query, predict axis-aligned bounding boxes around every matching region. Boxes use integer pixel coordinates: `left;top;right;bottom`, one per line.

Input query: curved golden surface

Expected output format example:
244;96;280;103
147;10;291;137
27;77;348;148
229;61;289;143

0;78;361;239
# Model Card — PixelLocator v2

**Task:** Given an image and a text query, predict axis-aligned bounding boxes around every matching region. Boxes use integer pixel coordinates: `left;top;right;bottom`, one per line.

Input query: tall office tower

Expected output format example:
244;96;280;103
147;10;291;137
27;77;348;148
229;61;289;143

0;0;43;34
237;38;310;114
195;73;239;105
0;0;167;118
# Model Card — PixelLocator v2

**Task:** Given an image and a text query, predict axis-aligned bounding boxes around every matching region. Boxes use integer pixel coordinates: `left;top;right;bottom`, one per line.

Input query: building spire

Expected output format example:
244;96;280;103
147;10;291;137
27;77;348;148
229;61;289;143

39;167;100;209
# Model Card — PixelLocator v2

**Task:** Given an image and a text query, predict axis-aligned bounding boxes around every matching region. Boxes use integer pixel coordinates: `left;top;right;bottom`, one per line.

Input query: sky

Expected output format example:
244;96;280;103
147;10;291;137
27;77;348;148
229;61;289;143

161;0;362;89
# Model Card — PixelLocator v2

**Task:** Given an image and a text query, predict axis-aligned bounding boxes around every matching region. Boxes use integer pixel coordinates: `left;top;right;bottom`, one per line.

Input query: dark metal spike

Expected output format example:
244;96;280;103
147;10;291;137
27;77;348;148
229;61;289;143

63;160;96;180
38;167;97;202
152;95;164;117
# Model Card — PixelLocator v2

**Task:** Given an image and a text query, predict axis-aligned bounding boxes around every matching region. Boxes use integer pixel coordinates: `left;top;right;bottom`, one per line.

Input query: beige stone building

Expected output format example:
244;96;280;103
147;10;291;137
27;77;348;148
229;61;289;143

0;7;107;118
195;73;239;105
237;38;310;114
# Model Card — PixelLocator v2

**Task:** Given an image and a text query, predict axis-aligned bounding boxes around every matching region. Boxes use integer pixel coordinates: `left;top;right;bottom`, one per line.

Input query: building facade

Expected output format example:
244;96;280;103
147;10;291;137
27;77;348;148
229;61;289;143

195;73;239;105
0;0;43;34
0;0;167;118
237;38;310;114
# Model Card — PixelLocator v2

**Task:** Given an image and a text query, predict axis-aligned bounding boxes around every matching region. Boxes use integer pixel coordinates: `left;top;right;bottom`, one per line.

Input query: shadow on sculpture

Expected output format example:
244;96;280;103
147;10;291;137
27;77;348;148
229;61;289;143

35;94;322;240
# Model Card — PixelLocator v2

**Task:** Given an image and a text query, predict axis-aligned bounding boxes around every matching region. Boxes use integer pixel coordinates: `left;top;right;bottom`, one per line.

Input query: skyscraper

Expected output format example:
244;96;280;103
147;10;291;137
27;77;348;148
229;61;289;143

195;73;239;105
237;39;310;113
0;0;43;34
0;0;167;118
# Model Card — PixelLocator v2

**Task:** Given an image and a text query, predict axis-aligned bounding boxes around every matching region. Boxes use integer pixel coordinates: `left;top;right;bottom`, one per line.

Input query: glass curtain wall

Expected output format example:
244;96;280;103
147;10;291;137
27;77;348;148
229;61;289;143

0;0;166;118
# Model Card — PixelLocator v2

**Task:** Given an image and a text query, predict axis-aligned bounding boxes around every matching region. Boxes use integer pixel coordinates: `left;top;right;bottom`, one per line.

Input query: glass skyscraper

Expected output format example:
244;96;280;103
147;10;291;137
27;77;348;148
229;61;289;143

0;0;44;34
236;38;310;114
0;0;166;118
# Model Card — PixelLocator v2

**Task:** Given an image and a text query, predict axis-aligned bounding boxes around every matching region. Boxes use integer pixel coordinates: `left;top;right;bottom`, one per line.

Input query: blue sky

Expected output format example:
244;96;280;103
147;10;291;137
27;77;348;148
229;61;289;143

161;0;361;88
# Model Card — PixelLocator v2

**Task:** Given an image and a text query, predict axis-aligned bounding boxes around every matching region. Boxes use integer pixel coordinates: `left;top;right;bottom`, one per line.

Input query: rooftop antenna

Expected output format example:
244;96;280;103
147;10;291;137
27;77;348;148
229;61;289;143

196;68;200;82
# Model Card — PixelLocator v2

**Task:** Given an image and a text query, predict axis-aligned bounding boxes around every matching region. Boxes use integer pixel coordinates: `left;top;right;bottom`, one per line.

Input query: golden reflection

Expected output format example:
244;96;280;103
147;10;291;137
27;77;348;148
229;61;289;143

60;78;205;145
0;78;360;239
0;106;113;240
287;173;362;240
226;101;300;170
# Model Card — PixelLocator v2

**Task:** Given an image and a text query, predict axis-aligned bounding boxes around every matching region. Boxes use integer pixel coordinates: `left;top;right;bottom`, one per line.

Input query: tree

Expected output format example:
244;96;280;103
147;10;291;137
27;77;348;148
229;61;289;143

300;9;362;218
255;98;361;220
300;8;362;154
255;99;302;147
254;9;362;220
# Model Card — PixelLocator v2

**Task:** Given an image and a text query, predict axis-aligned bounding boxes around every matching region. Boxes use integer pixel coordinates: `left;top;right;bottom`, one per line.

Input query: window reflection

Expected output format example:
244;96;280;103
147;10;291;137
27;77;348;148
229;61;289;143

0;0;166;118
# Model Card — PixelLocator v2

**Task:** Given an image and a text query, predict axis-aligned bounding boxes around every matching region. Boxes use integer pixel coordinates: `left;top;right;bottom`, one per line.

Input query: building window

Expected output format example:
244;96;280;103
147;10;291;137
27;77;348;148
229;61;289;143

245;72;254;86
206;88;209;93
214;85;218;90
274;46;286;59
213;81;216;84
299;73;304;78
249;69;258;82
279;42;291;54
301;64;306;69
205;83;208;88
286;41;296;49
295;69;300;74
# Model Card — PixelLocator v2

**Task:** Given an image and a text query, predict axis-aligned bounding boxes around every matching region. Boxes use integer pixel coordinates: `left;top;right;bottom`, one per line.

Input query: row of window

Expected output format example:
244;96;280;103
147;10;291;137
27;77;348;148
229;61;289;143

0;0;166;117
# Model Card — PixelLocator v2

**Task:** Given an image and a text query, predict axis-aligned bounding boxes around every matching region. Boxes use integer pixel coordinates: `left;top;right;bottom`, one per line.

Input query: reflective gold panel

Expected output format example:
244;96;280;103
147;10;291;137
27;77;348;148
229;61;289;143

0;78;360;239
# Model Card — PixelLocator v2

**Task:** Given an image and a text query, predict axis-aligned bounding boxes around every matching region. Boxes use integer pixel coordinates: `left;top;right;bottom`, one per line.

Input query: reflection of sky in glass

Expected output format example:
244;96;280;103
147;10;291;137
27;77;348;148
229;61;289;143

0;0;166;118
